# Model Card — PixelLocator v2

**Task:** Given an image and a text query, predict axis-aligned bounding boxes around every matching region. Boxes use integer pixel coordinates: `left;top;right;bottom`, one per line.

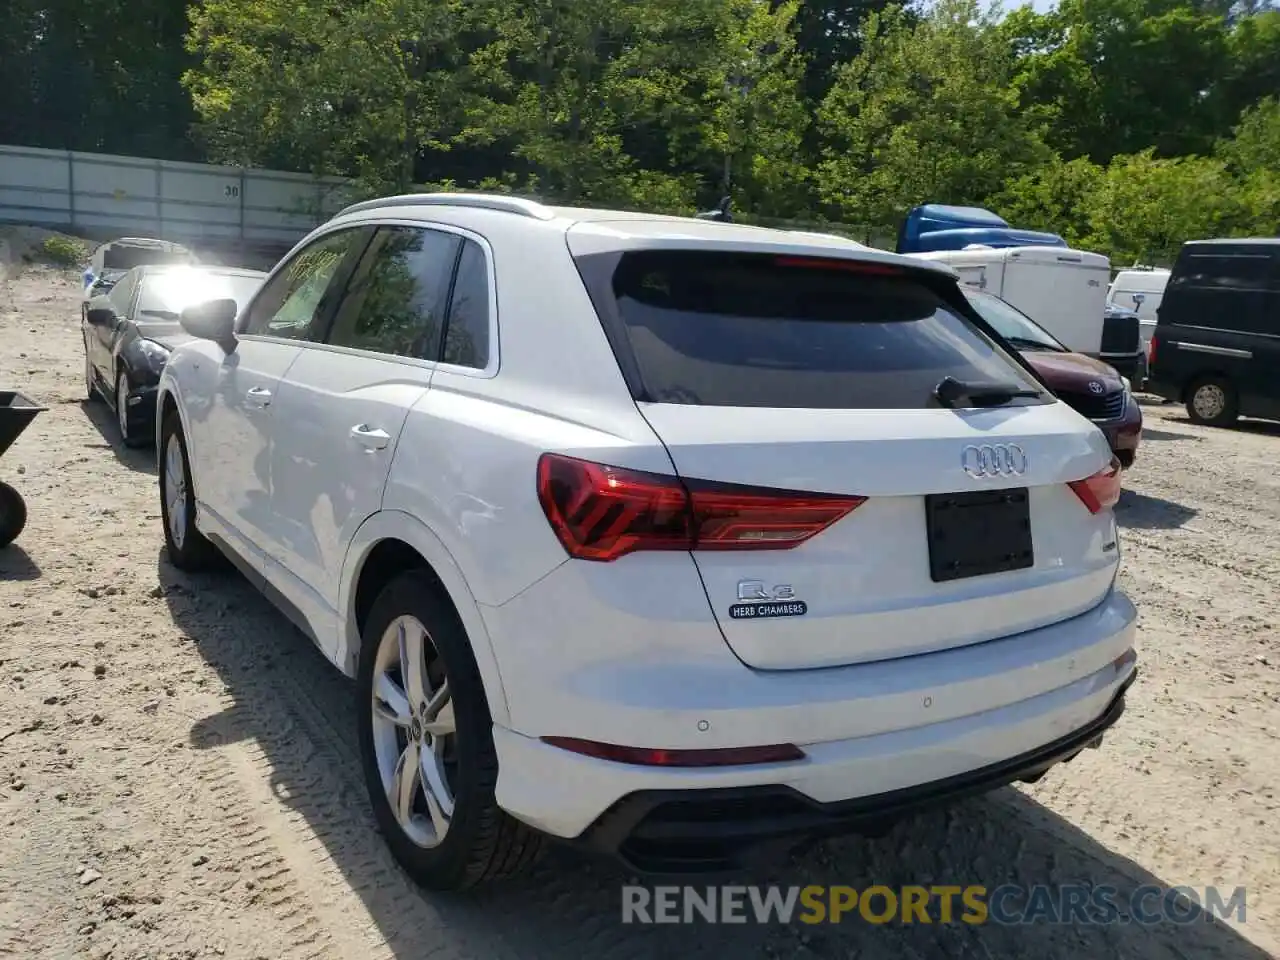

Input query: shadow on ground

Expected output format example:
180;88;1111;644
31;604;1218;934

1232;418;1280;439
79;399;155;473
0;544;40;580
1148;411;1280;439
160;552;1268;960
1141;425;1202;443
1116;489;1199;531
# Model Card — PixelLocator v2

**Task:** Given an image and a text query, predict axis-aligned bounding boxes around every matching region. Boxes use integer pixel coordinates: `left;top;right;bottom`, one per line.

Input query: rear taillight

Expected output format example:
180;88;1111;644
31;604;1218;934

1148;335;1157;367
535;453;864;562
1069;458;1123;514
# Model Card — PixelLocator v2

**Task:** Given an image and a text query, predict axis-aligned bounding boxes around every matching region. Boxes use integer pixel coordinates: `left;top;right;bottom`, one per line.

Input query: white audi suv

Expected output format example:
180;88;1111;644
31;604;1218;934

155;193;1137;889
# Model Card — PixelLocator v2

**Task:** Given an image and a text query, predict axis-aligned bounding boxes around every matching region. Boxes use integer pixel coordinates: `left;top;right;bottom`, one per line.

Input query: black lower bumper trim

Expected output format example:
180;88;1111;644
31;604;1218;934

574;672;1137;875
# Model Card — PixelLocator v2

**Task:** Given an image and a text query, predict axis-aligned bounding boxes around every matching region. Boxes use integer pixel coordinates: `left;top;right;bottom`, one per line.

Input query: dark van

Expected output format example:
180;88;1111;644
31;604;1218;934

1147;239;1280;427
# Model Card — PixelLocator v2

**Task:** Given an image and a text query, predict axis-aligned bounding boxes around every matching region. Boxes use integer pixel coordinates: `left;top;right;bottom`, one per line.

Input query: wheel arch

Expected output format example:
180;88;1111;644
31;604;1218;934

156;385;184;456
339;511;511;727
1181;368;1232;403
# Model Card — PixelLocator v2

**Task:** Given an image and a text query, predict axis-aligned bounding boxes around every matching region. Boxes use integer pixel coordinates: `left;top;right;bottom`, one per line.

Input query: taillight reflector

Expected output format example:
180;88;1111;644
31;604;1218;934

1069;458;1123;514
535;453;864;562
541;736;805;767
1148;335;1157;368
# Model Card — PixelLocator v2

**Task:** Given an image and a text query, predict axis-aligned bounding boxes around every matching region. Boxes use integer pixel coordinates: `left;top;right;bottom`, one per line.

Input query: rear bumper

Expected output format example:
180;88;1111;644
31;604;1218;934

490;588;1138;854
576;673;1134;874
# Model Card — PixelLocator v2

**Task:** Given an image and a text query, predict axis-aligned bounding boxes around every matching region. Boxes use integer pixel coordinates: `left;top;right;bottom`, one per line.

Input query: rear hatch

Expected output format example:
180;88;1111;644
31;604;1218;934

569;242;1121;671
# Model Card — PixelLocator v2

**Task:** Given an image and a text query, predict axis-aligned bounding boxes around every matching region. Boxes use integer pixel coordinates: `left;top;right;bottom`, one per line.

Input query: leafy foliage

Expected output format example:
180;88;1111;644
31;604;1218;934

37;234;87;267
818;0;1050;226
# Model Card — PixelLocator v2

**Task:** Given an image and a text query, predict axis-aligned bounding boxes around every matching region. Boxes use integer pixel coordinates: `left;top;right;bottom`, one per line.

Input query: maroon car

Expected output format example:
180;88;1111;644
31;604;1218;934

963;288;1142;469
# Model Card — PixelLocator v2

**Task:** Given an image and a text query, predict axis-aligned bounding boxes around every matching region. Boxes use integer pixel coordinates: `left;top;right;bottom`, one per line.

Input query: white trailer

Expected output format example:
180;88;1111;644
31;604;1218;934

908;245;1111;356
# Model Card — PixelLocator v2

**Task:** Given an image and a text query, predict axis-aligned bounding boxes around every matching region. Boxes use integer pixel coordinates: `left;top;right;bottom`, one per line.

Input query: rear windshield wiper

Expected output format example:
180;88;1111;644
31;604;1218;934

934;376;1042;409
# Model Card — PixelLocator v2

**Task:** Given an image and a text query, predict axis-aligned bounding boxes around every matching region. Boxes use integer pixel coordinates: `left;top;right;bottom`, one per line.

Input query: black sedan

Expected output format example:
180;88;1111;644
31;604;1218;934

82;264;267;447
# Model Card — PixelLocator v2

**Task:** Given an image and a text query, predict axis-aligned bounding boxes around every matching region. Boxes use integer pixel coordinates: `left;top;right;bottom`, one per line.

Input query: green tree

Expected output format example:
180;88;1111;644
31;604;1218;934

691;0;814;216
991;156;1105;247
1216;10;1280;124
1219;97;1280;172
185;0;468;191
1005;0;1231;164
1;0;197;158
817;0;1049;228
1080;151;1253;264
791;0;913;103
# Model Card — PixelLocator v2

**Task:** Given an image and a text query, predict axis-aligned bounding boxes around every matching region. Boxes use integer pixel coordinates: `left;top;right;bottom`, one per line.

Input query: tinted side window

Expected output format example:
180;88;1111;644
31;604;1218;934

598;251;1046;409
1174;252;1272;290
325;227;460;359
441;239;490;369
242;229;364;340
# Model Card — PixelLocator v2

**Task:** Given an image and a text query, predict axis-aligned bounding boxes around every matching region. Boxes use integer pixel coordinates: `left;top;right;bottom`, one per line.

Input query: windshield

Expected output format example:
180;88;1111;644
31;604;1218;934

135;268;264;327
962;288;1066;352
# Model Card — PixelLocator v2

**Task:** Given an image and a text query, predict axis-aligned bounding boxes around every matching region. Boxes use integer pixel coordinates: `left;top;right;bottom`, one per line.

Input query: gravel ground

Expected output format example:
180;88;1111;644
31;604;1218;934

1;264;1277;960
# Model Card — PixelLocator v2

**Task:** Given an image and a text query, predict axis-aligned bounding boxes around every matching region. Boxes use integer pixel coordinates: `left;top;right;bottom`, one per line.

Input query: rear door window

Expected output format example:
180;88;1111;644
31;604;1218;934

591;251;1045;409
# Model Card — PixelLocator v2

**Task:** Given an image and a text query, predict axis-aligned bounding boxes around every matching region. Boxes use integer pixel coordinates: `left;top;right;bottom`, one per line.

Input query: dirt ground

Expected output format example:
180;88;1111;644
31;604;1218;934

1;263;1277;960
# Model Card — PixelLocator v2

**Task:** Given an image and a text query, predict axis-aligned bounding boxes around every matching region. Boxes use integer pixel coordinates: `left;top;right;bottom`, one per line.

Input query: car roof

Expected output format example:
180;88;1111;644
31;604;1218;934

332;192;955;277
1182;238;1280;248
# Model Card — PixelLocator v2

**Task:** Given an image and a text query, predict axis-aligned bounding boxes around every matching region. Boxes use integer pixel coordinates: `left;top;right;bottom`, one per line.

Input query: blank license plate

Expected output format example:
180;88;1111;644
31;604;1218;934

925;488;1034;583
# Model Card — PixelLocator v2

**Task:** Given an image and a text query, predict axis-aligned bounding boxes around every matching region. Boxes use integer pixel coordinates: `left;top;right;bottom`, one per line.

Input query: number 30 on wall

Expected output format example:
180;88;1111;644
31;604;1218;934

224;184;240;199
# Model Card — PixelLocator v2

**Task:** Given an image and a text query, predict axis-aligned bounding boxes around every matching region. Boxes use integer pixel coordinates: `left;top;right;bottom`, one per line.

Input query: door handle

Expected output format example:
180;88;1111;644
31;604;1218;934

245;386;272;408
350;424;391;451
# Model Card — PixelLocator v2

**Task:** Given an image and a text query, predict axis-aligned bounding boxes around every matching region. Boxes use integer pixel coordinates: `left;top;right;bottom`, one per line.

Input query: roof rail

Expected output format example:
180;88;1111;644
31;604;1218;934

333;192;556;221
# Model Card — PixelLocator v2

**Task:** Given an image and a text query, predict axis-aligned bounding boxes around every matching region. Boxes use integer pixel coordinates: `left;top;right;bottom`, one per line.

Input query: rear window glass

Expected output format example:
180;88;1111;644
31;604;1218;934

604;251;1045;409
102;245;195;271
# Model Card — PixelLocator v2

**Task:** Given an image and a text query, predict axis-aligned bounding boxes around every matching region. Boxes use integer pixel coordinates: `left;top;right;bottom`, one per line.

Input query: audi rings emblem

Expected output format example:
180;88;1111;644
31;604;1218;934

961;443;1028;479
1088;380;1105;395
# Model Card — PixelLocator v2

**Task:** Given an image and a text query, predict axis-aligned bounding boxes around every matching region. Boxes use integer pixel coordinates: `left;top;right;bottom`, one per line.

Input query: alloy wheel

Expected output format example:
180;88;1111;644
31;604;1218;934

116;376;131;441
370;615;457;849
163;434;187;550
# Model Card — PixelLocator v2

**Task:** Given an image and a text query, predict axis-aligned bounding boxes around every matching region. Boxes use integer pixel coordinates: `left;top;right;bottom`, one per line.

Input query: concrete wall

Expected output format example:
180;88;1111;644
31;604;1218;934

0;144;360;255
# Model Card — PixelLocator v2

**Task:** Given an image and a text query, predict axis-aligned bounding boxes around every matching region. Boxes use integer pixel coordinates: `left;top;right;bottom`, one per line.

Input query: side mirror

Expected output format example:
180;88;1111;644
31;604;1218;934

86;306;115;326
179;298;238;351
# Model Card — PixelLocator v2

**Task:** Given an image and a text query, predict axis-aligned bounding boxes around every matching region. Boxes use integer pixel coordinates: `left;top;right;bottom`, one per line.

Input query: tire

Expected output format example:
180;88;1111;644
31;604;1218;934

357;571;544;890
159;411;220;571
0;482;27;548
84;344;100;403
115;371;148;448
1185;376;1238;427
